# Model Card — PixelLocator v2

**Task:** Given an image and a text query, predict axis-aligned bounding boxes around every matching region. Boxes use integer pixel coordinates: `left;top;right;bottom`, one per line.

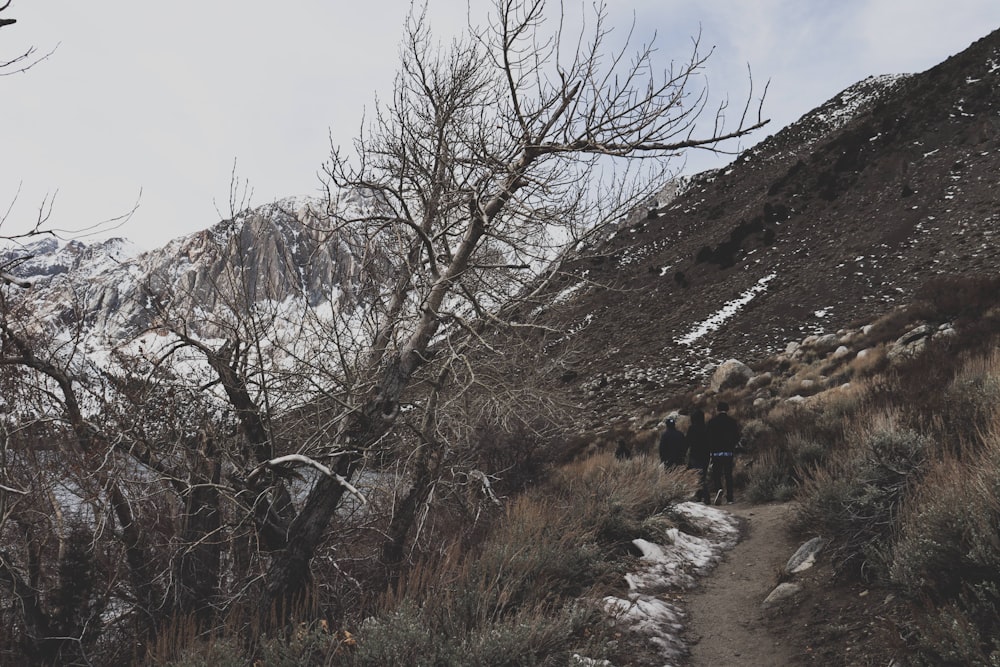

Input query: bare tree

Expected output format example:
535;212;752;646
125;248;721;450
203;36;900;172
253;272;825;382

253;0;767;609
1;0;769;652
0;1;56;79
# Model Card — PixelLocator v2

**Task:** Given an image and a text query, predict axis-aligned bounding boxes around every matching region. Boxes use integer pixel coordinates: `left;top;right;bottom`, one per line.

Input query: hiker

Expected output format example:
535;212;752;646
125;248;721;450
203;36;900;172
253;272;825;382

658;417;687;468
685;407;710;503
614;438;632;460
706;401;741;504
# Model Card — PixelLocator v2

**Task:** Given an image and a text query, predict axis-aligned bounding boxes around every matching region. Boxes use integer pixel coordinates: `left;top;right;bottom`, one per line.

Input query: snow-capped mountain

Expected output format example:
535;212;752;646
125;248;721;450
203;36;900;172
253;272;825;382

2;196;382;344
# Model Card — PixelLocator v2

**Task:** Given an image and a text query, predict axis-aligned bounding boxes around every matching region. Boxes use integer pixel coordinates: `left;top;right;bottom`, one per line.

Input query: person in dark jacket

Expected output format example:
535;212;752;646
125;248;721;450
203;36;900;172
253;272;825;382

658;417;687;468
705;401;741;504
615;438;633;460
685;407;710;503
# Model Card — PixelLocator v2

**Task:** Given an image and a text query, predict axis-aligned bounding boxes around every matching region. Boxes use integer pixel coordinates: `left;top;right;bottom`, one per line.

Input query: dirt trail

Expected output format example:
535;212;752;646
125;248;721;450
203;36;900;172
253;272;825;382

683;501;800;667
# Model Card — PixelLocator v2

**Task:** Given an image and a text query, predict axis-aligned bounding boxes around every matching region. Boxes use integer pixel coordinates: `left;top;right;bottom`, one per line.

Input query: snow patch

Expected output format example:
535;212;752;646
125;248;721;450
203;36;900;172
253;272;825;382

676;273;777;345
591;502;740;666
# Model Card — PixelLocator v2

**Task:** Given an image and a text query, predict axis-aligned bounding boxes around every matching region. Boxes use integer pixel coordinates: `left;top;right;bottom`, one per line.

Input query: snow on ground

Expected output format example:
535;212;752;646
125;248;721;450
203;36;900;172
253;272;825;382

676;273;777;346
593;502;741;666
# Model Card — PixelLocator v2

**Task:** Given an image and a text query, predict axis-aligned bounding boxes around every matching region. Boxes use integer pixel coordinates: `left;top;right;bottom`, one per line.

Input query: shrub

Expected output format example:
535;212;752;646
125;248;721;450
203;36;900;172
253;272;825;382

161;637;248;667
785;431;828;471
547;454;694;546
938;349;1000;456
743;447;797;503
889;426;1000;664
845;345;887;377
912;274;1000;322
902;600;1000;667
794;411;929;580
339;453;678;666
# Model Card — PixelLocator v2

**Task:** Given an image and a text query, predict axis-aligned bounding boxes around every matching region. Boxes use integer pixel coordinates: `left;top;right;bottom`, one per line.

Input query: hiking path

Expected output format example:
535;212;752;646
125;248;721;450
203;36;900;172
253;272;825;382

682;501;800;667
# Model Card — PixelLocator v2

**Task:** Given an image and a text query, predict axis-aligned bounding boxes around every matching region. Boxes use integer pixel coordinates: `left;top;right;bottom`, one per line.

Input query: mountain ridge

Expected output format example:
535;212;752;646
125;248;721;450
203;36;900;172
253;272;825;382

523;26;1000;424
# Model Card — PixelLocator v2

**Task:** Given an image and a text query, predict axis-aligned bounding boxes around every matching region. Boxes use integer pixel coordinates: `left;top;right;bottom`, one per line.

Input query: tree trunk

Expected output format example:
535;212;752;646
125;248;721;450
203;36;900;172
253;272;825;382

175;432;223;625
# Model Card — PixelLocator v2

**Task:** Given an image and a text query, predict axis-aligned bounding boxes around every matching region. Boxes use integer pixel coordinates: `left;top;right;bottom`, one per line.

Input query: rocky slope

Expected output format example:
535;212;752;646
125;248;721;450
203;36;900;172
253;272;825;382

524;26;1000;426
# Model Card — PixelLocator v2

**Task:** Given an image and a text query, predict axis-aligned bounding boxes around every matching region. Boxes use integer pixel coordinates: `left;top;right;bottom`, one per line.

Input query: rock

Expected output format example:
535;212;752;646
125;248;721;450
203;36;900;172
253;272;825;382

763;582;802;607
831;345;851;360
785;395;806;404
886;323;938;363
785;537;827;574
784;341;800;356
814;333;839;351
934;324;957;339
888;336;928;363
896;323;934;347
710;359;754;392
838;330;857;345
747;372;773;390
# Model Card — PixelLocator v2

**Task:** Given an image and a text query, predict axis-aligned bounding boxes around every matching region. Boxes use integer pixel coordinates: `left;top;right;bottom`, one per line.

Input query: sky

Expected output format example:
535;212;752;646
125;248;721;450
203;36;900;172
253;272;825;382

2;1;1000;251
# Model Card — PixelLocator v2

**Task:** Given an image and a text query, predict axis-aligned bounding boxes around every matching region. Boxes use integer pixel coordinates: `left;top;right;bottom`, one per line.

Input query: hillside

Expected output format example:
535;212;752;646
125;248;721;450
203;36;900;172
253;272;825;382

523;26;1000;427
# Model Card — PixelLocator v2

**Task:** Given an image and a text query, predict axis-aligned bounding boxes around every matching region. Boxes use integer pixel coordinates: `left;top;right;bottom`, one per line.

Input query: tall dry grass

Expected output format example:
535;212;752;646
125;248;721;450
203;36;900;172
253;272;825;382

163;453;692;666
884;373;1000;665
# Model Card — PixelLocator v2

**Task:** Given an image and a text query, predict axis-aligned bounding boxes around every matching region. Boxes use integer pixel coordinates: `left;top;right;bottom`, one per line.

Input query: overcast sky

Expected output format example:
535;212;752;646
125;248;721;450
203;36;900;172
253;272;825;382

2;1;999;251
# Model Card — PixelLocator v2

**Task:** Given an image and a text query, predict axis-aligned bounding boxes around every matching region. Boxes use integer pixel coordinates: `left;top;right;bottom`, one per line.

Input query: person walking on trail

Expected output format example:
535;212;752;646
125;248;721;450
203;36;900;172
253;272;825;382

615;438;633;460
685;407;710;503
706;401;740;504
659;417;687;468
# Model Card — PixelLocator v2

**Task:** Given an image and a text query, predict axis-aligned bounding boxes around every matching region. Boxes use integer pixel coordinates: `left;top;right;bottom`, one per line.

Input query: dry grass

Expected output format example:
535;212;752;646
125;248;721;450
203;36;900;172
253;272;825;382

791;406;930;580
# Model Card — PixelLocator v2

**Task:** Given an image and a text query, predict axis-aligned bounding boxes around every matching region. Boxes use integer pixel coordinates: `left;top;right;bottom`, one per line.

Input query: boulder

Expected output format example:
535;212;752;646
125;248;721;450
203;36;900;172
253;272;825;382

710;359;754;392
934;323;957;339
831;345;851;360
814;333;839;351
785;537;827;574
886;323;938;363
895;323;934;347
763;582;802;607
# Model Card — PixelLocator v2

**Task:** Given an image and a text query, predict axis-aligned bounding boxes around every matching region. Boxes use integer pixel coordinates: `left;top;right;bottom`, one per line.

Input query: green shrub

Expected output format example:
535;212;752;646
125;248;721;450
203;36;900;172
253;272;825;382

889;431;1000;665
743;450;796;503
794;414;929;580
785;431;827;471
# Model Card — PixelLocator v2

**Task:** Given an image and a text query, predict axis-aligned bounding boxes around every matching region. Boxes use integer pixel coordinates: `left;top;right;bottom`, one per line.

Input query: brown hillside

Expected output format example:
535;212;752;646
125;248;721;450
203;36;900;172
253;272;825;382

523;27;1000;426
